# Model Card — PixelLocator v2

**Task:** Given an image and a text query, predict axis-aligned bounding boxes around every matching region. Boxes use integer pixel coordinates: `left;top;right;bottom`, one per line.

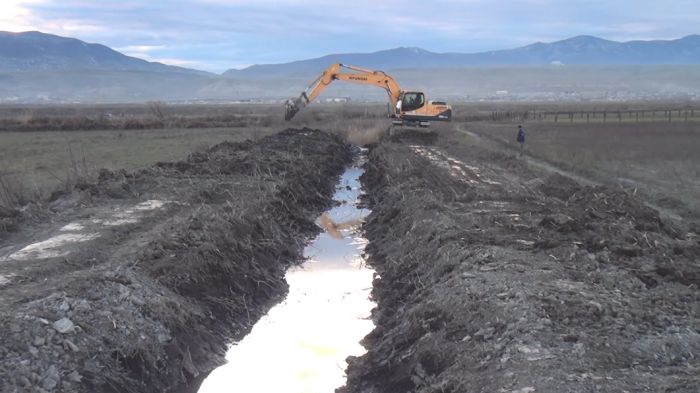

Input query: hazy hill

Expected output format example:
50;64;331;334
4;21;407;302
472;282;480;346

2;66;699;103
225;35;700;76
0;31;212;76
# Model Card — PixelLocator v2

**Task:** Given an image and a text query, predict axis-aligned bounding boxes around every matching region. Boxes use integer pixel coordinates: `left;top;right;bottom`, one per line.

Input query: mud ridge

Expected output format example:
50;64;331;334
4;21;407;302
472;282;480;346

339;139;700;393
0;128;355;393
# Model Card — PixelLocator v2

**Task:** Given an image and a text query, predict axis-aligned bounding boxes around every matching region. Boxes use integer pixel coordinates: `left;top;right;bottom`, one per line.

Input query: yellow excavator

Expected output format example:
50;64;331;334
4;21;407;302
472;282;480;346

284;63;452;132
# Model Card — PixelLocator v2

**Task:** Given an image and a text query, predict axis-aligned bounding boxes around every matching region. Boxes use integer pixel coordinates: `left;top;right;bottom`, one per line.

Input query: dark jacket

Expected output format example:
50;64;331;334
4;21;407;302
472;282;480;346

517;129;525;142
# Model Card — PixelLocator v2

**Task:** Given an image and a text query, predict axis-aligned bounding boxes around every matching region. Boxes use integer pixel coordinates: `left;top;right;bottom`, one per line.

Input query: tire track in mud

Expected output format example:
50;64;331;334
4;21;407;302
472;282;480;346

0;128;355;393
338;136;700;393
456;126;685;223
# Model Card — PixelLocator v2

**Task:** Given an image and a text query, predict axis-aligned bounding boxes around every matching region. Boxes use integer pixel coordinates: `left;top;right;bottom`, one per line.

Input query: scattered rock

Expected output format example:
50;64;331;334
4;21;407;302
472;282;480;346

41;378;57;391
63;340;79;353
66;371;82;383
51;318;74;334
563;334;579;343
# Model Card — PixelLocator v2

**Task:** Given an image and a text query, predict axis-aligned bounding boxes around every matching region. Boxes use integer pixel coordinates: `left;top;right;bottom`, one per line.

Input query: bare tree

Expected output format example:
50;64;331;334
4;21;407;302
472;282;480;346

149;101;168;126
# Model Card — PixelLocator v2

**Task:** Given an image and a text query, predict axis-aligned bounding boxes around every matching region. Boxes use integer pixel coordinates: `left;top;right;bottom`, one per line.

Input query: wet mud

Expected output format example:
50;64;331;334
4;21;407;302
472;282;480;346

338;135;700;392
0;128;354;393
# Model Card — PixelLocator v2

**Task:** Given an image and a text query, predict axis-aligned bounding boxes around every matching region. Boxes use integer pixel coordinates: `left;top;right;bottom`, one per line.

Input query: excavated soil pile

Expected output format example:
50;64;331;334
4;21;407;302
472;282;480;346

338;138;700;393
0;128;354;393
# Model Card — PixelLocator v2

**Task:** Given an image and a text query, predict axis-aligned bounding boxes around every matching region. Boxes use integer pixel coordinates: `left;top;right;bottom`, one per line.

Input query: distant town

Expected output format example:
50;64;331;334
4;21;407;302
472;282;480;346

1;90;698;105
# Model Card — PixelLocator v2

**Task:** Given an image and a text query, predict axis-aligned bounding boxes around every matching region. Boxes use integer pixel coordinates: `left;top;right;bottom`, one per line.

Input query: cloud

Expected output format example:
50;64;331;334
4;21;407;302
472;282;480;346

0;0;42;31
3;0;699;73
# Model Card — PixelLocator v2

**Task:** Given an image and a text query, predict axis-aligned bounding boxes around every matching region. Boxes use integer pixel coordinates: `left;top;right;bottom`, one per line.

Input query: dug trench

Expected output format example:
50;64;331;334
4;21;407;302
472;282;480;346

0;128;356;393
338;133;700;392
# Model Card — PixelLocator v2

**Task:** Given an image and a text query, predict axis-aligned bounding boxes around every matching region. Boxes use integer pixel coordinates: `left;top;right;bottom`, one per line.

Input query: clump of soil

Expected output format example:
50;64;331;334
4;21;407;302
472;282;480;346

338;139;700;393
388;129;439;145
0;128;355;393
538;172;582;200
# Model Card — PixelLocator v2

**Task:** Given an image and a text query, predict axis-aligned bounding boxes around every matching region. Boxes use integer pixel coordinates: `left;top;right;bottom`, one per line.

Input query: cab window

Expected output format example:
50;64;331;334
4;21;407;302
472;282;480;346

402;93;425;112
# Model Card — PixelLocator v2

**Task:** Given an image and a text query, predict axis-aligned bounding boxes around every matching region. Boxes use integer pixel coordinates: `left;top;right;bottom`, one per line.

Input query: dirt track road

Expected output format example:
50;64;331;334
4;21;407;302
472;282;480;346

339;131;700;393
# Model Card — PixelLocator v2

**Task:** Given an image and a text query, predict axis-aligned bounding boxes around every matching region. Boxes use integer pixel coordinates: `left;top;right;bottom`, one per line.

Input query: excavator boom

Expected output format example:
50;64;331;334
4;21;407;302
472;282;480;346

285;63;402;120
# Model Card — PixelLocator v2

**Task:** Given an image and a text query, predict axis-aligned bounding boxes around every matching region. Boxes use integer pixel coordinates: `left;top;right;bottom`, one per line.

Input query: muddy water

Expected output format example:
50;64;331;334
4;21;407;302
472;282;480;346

198;160;376;392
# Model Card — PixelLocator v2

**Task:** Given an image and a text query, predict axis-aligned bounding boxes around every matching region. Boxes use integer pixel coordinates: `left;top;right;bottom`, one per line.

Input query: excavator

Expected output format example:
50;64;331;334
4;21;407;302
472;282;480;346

284;63;452;133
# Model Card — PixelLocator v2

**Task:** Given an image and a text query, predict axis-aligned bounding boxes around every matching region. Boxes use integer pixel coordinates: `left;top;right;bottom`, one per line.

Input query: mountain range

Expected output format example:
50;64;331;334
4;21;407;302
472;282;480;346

1;31;699;102
226;35;700;76
0;31;212;76
1;31;700;77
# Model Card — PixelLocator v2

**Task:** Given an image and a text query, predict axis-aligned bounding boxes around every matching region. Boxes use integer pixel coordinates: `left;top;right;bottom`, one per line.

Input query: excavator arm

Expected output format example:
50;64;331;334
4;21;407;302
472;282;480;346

285;63;402;120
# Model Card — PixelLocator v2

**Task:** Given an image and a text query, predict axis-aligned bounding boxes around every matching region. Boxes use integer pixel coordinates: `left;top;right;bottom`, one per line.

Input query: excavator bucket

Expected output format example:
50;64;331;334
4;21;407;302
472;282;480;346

285;91;311;121
284;98;301;121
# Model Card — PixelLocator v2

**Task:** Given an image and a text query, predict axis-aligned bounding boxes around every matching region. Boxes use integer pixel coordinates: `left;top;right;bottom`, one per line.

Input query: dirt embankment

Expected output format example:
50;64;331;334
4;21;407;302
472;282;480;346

0;128;355;393
339;135;700;392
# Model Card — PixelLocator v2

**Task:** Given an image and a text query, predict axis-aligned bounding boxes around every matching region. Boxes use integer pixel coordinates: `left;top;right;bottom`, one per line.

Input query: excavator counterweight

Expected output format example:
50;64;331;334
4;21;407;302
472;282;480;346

283;63;451;130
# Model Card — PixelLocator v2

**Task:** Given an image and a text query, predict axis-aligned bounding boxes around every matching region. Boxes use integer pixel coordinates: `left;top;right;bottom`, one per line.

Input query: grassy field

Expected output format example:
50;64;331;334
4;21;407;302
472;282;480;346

0;127;275;205
467;121;700;218
0;106;392;209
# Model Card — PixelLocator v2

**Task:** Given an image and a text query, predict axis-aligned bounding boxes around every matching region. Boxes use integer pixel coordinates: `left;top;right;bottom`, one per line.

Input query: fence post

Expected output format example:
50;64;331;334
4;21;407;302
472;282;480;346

587;113;590;122
636;112;639;122
555;112;558;123
685;111;688;122
618;110;622;122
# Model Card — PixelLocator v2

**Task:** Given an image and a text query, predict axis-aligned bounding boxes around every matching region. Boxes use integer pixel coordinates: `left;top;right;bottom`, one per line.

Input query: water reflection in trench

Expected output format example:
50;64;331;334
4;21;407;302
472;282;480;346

198;163;376;392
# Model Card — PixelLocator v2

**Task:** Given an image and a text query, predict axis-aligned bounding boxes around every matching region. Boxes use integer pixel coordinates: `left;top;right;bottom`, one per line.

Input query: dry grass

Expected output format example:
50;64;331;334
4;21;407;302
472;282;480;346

0;127;276;204
468;121;700;218
0;102;388;132
2;101;694;132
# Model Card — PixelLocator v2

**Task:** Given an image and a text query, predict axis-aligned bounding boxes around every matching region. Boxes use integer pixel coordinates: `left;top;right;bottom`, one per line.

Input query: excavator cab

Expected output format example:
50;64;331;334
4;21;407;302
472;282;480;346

400;92;425;112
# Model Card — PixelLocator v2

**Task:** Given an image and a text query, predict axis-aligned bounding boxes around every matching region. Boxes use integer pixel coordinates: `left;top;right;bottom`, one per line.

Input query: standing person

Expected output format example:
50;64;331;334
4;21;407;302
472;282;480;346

517;125;525;156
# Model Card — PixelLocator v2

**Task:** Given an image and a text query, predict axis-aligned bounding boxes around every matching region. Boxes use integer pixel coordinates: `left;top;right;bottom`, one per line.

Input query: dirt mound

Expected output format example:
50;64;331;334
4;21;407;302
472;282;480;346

570;185;671;232
387;129;439;145
538;172;583;200
338;141;700;393
0;128;354;393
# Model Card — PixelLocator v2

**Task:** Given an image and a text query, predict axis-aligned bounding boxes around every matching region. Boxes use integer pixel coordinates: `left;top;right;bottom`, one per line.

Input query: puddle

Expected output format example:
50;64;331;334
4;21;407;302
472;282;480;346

198;157;376;393
0;199;169;262
3;233;100;261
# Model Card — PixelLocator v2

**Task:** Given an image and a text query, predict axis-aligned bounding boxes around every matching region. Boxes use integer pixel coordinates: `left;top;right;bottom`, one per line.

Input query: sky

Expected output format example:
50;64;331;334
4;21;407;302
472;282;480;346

1;0;699;74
